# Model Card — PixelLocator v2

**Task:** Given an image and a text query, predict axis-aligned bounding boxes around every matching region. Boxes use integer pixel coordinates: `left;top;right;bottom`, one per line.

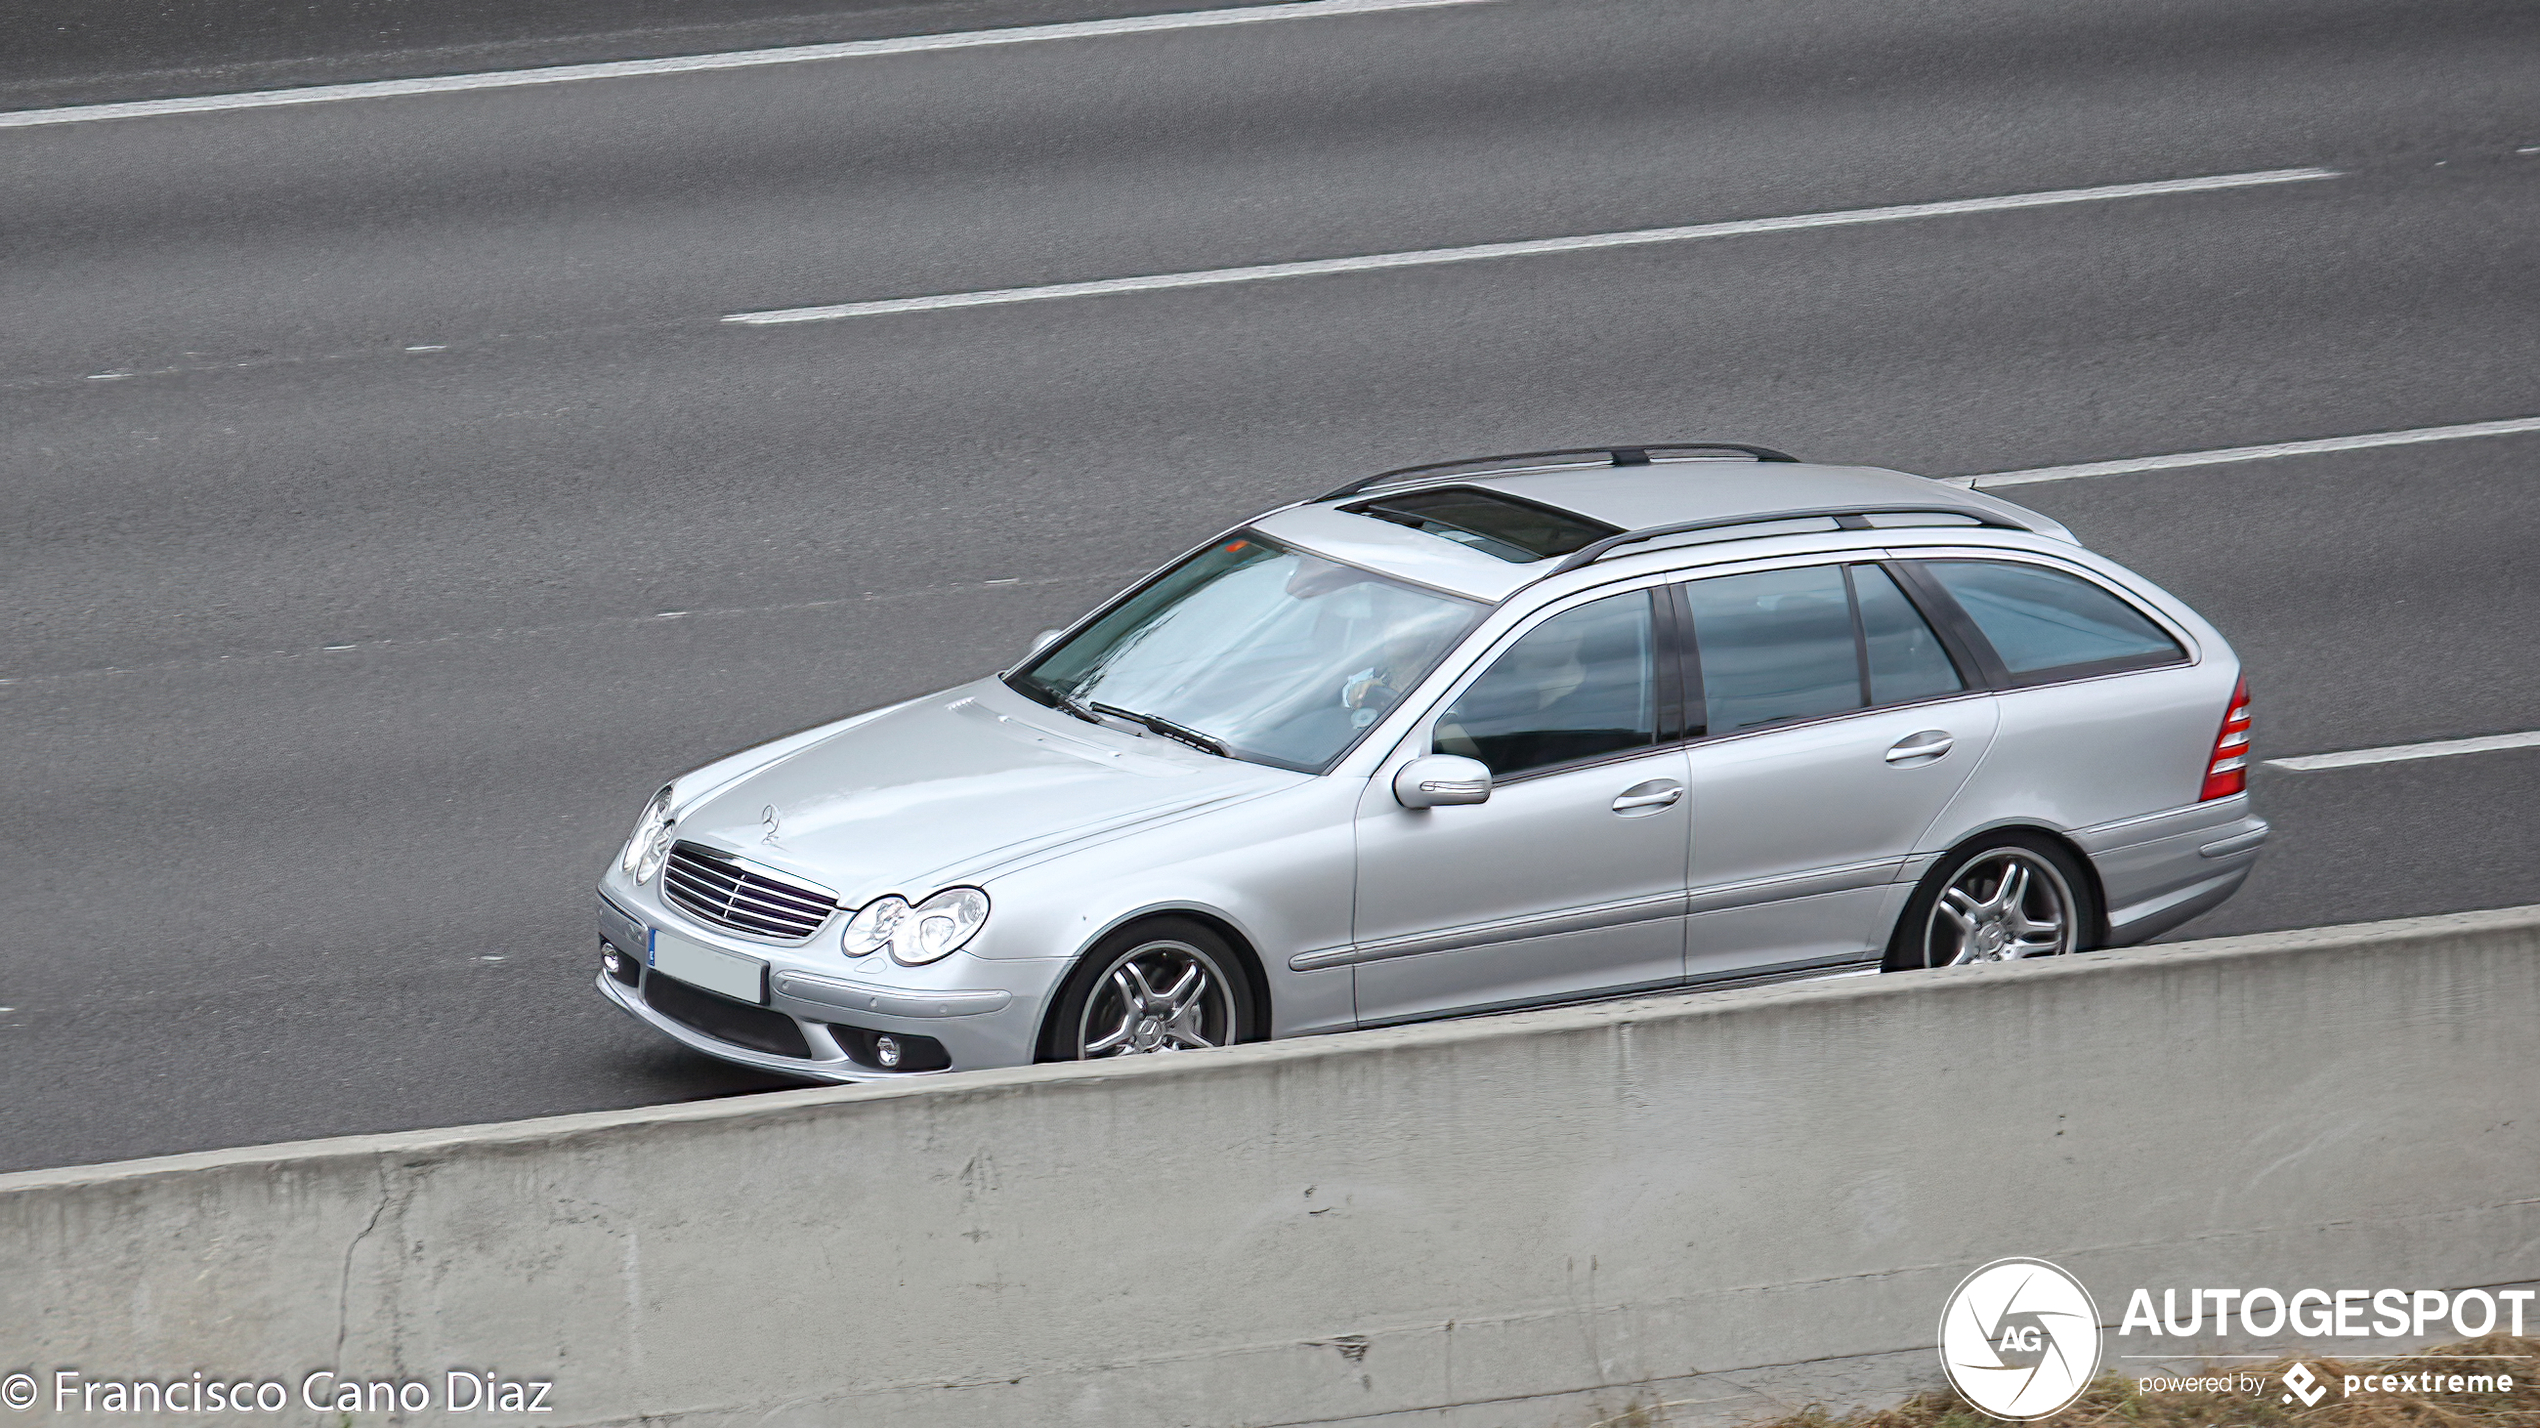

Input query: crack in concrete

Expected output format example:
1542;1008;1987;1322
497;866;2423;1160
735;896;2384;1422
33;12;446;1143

334;1159;397;1367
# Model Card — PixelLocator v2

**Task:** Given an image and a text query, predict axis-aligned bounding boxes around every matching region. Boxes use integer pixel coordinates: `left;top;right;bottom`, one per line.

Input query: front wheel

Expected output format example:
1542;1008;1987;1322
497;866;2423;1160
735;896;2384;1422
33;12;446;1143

1041;917;1260;1061
1883;834;2098;972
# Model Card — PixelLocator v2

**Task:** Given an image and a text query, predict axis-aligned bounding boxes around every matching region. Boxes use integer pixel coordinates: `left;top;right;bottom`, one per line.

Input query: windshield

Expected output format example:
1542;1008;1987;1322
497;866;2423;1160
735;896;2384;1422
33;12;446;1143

1012;532;1488;771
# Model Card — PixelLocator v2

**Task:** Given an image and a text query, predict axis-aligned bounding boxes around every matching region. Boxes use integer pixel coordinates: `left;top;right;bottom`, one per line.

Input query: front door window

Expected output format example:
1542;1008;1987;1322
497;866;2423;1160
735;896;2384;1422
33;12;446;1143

1432;591;1659;776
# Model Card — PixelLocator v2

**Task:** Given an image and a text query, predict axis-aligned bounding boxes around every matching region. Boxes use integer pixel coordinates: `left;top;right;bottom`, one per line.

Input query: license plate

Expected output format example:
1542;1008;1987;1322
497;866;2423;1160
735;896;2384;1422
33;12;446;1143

648;926;768;1004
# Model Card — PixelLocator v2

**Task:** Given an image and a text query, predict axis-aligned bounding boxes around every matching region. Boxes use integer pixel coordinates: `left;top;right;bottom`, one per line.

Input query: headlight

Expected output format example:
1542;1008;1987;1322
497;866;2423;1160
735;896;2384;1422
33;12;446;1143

621;785;675;884
840;895;909;957
842;887;989;966
902;887;990;964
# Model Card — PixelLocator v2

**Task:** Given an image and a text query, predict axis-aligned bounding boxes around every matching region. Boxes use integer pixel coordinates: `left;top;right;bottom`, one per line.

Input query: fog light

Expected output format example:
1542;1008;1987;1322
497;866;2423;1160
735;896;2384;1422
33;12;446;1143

600;939;642;987
826;1024;947;1071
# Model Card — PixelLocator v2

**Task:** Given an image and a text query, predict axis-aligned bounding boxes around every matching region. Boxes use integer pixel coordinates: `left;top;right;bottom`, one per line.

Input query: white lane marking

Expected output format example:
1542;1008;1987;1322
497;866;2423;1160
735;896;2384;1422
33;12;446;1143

0;0;1500;129
2;570;1141;689
2269;730;2540;772
1958;416;2540;488
723;167;2339;325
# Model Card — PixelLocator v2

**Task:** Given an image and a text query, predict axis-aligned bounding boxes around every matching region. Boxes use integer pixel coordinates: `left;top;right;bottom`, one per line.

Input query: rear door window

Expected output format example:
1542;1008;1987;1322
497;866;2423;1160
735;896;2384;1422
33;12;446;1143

1680;563;1974;735
1681;565;1863;732
1853;564;1965;705
1919;560;2184;682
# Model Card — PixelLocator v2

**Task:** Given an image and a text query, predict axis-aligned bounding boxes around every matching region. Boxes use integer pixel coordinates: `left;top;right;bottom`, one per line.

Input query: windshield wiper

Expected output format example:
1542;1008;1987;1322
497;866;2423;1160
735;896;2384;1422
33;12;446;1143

1011;675;1230;757
1091;703;1231;758
1008;673;1106;728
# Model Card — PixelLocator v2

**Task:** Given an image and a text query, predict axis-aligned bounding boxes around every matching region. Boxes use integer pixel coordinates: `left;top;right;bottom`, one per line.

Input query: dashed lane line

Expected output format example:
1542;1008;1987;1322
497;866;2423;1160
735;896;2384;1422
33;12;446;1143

2268;731;2540;773
1958;416;2540;488
0;0;1504;129
723;168;2341;325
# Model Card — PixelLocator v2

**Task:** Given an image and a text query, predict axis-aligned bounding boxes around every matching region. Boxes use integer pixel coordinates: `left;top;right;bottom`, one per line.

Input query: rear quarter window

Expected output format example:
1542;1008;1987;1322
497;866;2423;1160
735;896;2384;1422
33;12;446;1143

1920;560;2185;682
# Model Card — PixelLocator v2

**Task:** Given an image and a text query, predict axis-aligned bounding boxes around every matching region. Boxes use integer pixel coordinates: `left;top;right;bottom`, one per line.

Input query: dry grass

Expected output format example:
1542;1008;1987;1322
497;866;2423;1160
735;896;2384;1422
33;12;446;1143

1751;1338;2540;1428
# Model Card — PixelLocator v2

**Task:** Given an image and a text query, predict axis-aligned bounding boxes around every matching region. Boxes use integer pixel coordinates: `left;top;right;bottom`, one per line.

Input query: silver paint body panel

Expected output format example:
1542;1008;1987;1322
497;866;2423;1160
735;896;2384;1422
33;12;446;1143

1351;743;1694;1024
1682;692;2001;977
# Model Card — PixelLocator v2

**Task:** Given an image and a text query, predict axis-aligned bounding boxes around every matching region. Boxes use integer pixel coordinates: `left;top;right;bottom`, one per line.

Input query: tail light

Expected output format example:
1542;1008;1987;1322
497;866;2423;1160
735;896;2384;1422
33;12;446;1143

2200;676;2252;800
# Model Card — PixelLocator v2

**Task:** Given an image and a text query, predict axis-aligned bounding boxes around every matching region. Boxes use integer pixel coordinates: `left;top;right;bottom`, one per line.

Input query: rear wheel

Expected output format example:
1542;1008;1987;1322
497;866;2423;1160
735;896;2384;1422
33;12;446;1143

1042;917;1259;1061
1884;833;2097;972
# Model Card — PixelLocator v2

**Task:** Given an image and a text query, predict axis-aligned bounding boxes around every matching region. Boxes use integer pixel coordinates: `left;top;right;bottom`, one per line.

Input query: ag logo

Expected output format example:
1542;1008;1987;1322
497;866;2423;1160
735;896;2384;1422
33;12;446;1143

1939;1257;2102;1419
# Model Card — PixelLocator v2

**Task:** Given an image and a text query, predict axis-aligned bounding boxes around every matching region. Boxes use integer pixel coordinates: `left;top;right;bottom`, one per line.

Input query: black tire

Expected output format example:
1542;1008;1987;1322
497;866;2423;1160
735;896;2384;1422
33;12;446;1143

1039;916;1262;1062
1882;831;2101;972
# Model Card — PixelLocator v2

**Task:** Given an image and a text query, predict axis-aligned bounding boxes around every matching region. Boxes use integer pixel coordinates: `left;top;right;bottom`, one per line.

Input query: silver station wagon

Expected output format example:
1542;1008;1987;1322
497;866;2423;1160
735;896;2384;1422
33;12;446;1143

596;444;2266;1079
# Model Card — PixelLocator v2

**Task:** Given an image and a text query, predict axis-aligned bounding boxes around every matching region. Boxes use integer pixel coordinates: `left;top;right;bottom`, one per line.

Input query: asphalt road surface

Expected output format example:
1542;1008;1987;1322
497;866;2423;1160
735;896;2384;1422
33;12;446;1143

4;0;2535;1173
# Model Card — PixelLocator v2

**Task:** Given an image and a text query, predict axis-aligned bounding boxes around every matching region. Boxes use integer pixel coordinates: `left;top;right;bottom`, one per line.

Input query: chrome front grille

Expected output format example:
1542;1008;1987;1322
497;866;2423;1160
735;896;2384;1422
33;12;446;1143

660;842;839;941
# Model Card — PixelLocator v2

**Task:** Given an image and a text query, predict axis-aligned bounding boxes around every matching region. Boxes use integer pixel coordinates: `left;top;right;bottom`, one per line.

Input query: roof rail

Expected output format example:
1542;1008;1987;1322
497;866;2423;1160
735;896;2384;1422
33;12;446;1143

1317;442;1797;502
1549;503;2029;574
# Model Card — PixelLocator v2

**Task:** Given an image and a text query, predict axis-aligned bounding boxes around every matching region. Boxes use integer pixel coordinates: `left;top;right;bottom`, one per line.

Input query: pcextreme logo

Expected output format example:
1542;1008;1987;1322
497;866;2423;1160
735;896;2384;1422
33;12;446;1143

1939;1258;2105;1420
2284;1362;2329;1406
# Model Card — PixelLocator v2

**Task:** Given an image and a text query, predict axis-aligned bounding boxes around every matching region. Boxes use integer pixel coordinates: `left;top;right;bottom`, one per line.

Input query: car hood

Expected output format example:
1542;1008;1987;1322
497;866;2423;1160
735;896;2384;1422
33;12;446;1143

668;679;1299;907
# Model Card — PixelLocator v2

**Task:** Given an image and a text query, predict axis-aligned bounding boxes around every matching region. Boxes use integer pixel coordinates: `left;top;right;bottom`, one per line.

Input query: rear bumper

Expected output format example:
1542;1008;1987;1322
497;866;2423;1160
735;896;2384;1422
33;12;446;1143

2081;796;2269;945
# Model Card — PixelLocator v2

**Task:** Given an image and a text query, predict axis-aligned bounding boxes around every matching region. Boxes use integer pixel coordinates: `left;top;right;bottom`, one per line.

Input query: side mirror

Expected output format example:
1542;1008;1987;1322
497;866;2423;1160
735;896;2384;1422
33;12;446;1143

1394;754;1491;809
1027;628;1064;656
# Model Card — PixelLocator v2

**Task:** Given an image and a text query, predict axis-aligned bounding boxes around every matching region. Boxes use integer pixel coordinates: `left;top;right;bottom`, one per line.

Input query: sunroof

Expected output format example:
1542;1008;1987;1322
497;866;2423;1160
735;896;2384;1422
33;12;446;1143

1351;487;1620;564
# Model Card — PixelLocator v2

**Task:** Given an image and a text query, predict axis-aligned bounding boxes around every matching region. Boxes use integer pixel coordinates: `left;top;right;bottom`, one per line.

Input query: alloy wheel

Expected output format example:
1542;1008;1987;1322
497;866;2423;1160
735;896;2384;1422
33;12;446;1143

1075;939;1237;1057
1925;849;2076;966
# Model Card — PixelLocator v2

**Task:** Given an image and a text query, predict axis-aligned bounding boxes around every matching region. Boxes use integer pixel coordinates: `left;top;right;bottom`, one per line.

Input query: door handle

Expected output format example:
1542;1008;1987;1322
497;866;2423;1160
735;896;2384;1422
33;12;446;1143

1885;731;1954;765
1612;780;1684;814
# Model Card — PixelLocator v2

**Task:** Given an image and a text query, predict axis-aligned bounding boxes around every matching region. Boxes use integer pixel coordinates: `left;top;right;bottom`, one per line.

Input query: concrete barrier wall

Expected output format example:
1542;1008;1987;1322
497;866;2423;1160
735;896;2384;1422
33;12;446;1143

6;906;2538;1427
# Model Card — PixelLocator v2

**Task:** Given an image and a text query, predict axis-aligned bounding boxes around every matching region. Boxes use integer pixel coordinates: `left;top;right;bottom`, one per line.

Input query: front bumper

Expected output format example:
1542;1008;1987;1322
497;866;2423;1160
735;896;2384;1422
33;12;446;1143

594;879;1063;1082
598;972;943;1084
